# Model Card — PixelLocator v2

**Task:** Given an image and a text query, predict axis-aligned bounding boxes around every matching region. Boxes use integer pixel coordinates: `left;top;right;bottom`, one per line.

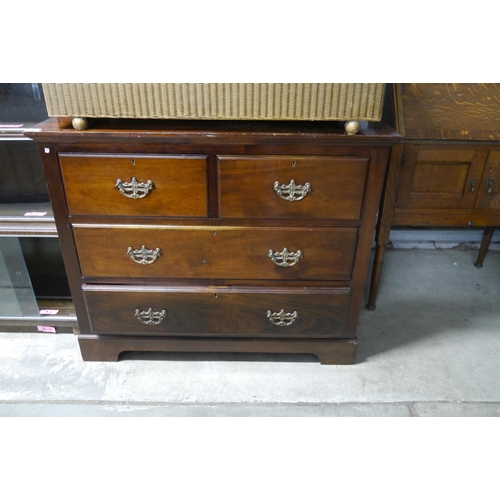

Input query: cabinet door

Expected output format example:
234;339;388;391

475;150;500;210
395;146;487;209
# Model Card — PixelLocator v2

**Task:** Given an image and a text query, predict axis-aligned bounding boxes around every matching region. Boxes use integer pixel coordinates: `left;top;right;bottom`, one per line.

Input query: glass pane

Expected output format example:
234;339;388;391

0;237;40;317
0;83;48;125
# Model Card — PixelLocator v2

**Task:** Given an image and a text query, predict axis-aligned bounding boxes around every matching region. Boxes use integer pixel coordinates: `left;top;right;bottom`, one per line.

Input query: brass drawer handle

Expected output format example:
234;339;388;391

127;245;161;265
267;309;298;327
485;179;494;194
274;179;311;201
116;177;154;199
135;308;167;325
268;248;303;267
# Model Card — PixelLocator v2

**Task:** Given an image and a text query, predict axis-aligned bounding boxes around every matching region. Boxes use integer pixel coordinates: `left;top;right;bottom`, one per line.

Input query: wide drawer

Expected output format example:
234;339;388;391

218;155;369;219
73;225;358;281
59;154;208;217
83;285;350;337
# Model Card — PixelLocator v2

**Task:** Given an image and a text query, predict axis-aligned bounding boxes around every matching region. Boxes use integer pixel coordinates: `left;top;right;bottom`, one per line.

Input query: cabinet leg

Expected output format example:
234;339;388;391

474;227;495;268
366;243;387;310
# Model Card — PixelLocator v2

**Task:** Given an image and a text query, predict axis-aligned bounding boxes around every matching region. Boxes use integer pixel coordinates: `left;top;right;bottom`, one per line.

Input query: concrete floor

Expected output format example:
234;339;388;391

1;247;499;417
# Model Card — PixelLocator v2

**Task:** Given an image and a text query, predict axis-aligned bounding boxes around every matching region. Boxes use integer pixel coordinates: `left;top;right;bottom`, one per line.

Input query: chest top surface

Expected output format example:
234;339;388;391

25;118;400;147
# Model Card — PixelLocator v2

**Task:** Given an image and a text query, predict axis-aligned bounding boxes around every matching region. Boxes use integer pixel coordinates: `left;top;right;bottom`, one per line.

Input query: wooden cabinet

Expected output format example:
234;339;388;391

368;84;500;310
27;119;397;364
395;145;500;217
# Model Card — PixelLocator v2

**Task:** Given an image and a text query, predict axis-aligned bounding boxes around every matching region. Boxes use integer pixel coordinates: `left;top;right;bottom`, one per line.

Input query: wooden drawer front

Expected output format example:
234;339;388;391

73;225;358;281
59;154;208;217
218;155;369;219
83;286;349;337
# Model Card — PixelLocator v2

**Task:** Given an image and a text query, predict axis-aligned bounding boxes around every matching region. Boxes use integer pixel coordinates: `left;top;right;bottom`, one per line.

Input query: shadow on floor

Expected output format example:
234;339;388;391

356;296;500;362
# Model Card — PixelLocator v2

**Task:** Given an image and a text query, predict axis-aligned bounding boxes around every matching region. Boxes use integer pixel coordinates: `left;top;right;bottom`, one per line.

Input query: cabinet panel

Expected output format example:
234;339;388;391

475;150;500;210
73;225;358;281
59;154;209;217
219;155;369;220
84;286;350;337
396;147;486;209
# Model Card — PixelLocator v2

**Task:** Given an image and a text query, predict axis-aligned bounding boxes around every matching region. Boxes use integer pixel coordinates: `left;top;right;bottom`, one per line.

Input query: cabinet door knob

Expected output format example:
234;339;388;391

268;248;303;267
485;179;494;194
273;180;311;201
116;177;154;199
127;245;161;265
135;308;167;325
267;309;298;326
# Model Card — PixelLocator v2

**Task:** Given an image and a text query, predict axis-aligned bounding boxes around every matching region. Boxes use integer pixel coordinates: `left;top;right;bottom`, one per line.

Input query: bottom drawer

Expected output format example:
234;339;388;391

83;286;350;338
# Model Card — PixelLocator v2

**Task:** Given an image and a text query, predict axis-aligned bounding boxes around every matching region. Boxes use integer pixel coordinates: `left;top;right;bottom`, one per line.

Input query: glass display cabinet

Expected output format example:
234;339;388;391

0;83;75;332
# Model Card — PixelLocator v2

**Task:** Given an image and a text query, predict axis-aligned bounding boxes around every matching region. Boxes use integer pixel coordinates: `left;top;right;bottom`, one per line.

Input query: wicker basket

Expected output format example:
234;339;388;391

42;83;386;123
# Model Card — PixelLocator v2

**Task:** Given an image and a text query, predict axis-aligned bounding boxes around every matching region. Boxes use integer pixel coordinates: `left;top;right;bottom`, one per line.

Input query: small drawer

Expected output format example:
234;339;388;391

73;224;358;281
218;155;369;220
59;154;208;217
83;285;350;338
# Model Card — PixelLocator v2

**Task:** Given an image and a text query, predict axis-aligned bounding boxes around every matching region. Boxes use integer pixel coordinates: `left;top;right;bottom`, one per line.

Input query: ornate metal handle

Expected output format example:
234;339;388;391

135;308;167;325
267;309;298;326
268;248;303;267
127;245;161;265
274;179;311;201
485;179;494;194
116;177;154;199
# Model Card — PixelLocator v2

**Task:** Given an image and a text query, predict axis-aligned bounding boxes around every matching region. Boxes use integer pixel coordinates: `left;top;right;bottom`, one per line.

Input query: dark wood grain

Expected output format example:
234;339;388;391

59;154;209;217
25;118;400;146
72;225;358;281
27;118;398;363
78;334;358;364
83;286;350;337
35;143;92;332
219;155;368;220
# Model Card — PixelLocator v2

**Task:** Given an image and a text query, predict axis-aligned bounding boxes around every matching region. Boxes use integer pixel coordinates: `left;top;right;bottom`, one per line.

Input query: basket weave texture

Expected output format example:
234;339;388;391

42;83;385;121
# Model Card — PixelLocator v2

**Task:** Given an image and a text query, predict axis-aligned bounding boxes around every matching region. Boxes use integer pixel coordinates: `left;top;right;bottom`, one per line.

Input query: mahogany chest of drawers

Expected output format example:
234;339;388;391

27;119;398;364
